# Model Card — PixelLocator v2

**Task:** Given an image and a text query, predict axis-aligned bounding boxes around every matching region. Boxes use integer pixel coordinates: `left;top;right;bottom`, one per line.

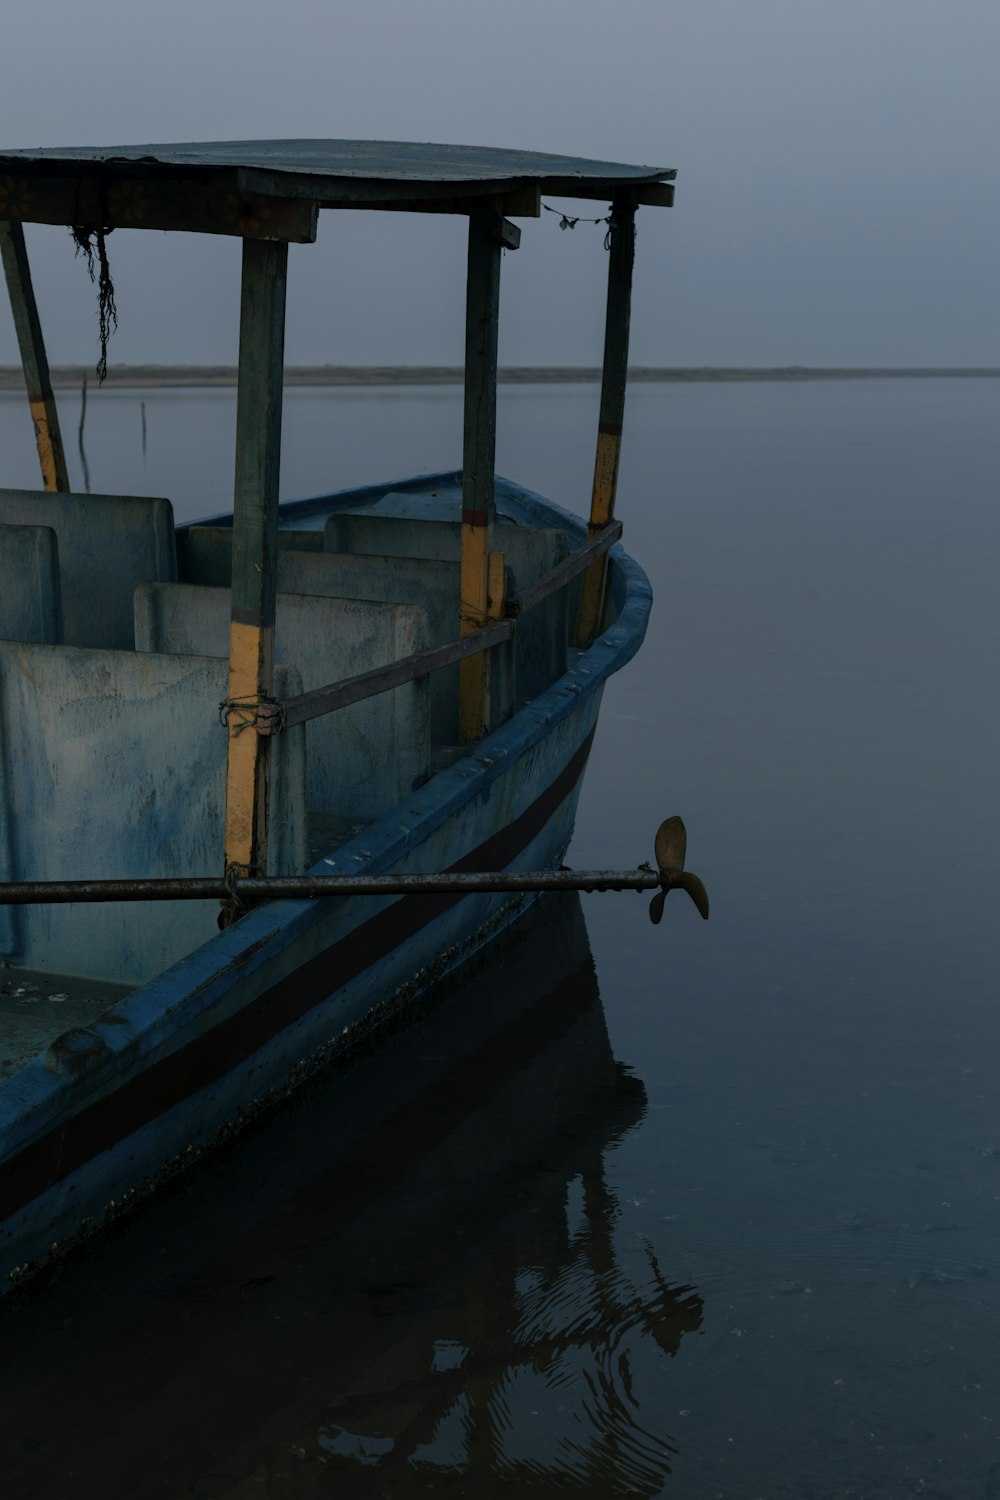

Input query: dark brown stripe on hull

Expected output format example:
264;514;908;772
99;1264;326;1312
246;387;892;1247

0;729;594;1223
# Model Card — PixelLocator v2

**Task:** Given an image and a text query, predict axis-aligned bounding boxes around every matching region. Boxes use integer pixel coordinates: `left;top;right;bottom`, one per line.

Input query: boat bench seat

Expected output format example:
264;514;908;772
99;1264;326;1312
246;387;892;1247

181;538;464;742
135;583;431;822
0;488;176;650
179;517;571;737
0;522;63;644
176;523;324;582
0;642;308;986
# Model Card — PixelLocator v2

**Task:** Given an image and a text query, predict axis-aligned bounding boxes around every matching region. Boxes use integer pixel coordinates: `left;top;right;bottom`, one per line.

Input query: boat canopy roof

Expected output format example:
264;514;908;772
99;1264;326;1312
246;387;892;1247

0;139;673;195
0;139;674;240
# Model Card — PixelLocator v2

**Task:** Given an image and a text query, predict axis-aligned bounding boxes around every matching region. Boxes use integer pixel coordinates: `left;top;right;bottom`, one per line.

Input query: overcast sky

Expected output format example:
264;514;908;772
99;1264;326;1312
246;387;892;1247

2;0;998;368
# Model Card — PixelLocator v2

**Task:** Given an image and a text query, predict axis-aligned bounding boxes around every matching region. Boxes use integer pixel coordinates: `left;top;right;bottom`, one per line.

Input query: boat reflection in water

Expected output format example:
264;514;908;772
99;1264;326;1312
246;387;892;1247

0;894;703;1497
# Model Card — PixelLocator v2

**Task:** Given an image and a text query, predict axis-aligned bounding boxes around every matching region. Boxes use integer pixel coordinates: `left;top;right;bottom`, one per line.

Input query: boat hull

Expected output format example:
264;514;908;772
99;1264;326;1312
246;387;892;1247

0;479;651;1292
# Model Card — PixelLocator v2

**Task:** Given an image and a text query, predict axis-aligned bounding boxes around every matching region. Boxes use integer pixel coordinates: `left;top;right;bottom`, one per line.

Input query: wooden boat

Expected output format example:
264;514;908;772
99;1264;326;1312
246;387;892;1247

0;141;693;1293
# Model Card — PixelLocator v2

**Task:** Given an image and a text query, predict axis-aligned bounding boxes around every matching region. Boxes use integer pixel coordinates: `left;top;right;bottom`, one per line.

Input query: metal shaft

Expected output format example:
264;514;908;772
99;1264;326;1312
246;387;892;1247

0;869;661;906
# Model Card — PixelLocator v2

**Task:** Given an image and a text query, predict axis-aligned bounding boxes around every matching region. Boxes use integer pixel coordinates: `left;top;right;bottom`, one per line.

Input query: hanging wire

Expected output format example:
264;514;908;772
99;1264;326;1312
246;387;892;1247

541;201;615;247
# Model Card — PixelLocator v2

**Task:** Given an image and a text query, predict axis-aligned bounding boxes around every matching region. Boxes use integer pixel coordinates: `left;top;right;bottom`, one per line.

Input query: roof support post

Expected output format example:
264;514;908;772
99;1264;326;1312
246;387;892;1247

0;220;69;492
222;238;287;904
459;203;503;742
575;196;636;645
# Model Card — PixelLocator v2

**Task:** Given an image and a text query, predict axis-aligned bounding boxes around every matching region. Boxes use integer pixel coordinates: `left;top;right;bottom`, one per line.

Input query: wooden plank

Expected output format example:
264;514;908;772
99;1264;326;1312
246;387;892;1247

233;161;668;210
575;200;636;644
494;217;521;250
0;174;317;242
529;177;675;205
634;183;675;207
458;204;502;742
510;520;622;618
276;618;515;731
487;551;506;617
223;239;287;891
242;181;541;219
237;166;512;203
252;522;620;735
0;221;69;491
236;166;541;213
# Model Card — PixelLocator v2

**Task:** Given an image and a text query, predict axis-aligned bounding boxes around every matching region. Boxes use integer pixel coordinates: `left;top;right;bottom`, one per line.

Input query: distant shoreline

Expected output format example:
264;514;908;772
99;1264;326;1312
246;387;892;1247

1;364;1000;391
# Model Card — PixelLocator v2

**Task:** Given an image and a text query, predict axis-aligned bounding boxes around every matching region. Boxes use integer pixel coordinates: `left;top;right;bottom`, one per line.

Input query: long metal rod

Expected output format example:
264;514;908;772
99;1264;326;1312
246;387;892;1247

0;869;661;905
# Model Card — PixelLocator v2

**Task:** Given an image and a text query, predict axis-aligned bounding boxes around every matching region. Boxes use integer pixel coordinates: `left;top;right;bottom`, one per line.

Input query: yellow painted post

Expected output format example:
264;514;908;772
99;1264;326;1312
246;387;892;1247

0;220;69;492
487;551;506;624
575;199;637;645
222;238;287;906
459;205;504;742
459;518;491;740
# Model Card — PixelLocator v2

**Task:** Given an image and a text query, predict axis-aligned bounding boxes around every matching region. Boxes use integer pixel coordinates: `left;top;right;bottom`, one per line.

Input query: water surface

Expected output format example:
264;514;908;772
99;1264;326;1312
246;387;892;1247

0;378;998;1497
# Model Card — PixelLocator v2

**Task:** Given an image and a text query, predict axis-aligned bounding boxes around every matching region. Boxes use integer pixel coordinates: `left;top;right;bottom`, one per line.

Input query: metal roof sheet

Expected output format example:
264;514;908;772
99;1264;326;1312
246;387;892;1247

0;139;674;195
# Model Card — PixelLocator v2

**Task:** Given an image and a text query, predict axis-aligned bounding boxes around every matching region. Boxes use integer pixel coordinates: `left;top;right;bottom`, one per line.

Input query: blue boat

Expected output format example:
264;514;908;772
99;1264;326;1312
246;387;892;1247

0;141;688;1292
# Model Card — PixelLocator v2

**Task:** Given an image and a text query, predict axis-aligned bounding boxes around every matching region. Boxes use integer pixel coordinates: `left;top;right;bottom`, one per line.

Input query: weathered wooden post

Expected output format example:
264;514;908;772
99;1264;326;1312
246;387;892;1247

0;220;70;492
575;195;636;645
222;238;287;903
459;202;518;742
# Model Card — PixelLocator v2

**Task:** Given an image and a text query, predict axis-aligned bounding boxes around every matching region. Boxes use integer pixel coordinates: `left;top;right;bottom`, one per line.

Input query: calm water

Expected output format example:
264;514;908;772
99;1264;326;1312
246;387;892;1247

1;378;998;1498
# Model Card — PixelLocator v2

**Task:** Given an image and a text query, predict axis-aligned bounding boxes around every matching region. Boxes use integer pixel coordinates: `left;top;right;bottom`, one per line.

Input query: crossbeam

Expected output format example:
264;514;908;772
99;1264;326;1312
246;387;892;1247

274;619;515;733
257;521;622;735
0;173;317;242
506;519;622;618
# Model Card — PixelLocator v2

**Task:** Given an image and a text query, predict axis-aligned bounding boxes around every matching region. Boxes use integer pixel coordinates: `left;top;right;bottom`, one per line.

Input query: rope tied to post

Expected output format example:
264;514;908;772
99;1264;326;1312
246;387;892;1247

218;693;286;736
218;861;253;928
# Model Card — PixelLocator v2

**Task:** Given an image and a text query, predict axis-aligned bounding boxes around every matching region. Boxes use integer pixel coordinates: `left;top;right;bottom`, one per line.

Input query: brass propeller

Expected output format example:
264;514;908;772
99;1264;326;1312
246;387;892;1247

649;815;710;925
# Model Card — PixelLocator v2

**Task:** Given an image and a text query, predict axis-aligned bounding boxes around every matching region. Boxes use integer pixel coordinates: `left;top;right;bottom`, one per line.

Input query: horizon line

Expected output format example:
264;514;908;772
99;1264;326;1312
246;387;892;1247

2;363;1000;391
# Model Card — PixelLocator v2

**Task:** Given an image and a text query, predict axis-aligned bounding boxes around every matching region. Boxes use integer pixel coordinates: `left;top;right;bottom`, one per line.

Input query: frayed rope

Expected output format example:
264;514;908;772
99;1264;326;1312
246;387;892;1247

70;223;117;383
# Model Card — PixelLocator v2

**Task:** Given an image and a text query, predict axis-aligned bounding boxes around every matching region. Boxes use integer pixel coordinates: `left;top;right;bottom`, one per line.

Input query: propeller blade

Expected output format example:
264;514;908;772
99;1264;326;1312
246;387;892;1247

680;871;710;921
654;815;687;874
648;888;667;925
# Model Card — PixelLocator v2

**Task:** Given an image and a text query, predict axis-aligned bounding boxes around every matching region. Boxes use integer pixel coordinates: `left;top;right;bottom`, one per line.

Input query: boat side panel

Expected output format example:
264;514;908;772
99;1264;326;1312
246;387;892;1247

135;583;432;821
0;646;309;983
0;489;175;650
0;523;62;644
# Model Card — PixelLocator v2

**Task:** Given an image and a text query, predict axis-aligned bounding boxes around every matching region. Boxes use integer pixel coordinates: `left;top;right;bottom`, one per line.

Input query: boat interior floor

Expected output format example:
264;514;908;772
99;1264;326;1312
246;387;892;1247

0;969;130;1080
